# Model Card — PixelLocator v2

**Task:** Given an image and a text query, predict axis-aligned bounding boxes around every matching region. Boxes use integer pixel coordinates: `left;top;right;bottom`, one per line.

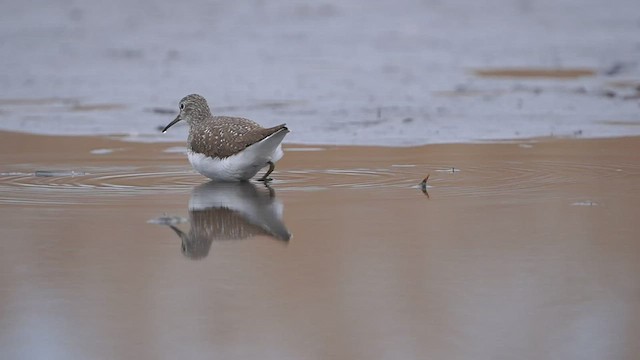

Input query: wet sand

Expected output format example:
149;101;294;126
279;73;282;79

0;131;639;359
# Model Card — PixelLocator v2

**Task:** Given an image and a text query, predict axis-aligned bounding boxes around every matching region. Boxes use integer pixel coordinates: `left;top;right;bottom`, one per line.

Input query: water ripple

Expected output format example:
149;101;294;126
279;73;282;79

0;166;201;205
0;159;637;205
430;159;639;199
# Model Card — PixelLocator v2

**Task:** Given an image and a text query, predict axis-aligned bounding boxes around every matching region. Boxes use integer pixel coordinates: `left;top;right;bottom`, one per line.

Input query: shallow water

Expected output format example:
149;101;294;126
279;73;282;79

1;132;639;359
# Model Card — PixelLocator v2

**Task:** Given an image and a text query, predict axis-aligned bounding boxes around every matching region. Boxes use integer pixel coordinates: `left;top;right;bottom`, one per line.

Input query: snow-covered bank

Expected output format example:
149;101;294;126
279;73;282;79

1;0;639;145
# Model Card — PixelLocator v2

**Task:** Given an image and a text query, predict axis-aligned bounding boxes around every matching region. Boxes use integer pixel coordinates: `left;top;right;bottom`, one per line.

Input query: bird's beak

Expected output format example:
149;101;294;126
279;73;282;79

162;115;182;133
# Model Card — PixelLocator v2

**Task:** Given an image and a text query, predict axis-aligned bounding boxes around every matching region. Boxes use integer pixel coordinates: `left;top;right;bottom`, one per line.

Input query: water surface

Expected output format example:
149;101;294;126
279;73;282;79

1;132;639;359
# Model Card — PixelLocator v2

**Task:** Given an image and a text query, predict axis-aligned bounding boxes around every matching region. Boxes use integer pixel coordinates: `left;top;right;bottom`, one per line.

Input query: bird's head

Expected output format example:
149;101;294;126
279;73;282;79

162;94;212;133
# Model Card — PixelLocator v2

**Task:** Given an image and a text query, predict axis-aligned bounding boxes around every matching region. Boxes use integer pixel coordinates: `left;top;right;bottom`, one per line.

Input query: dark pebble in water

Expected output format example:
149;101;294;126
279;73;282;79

35;170;86;177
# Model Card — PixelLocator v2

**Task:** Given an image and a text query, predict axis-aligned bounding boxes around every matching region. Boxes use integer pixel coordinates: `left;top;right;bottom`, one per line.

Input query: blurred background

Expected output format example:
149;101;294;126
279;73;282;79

1;0;639;145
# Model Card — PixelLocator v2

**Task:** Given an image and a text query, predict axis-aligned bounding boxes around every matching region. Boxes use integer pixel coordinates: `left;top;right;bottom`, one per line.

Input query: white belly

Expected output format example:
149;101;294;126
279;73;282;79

187;130;286;181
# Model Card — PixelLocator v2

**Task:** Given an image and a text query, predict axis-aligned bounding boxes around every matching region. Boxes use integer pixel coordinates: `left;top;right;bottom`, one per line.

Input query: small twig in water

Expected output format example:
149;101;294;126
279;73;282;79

420;174;430;198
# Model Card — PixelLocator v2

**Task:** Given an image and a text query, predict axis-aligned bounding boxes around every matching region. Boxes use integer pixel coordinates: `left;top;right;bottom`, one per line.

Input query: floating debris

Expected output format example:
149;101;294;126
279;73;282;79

35;170;86;177
91;149;112;155
435;167;460;173
572;201;598;206
90;148;122;155
147;215;187;225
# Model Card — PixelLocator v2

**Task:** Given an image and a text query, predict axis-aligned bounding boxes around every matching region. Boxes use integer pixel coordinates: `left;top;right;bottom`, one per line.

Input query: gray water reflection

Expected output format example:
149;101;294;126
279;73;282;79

166;181;291;259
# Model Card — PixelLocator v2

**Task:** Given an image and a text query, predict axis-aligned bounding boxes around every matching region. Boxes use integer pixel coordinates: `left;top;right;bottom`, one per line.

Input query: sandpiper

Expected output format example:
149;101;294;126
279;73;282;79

162;94;289;182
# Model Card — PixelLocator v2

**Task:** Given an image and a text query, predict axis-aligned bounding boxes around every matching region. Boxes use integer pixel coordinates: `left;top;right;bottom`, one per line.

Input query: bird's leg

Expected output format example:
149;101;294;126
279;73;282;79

258;161;275;182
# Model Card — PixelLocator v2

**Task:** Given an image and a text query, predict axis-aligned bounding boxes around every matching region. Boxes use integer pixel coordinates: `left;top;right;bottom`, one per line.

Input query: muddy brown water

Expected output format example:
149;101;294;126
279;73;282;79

1;131;639;360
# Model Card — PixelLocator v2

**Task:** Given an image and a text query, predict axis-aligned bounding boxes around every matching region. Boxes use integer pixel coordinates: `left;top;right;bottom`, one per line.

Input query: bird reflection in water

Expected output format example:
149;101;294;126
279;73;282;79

166;182;291;259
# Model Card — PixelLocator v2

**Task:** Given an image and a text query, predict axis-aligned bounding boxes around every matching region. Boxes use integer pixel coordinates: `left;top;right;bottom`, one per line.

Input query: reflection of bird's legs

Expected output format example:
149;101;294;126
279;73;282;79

258;161;275;182
262;181;275;198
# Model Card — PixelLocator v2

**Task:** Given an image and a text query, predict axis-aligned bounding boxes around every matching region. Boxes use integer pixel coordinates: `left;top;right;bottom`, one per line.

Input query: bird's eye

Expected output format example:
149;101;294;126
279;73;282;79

180;103;185;110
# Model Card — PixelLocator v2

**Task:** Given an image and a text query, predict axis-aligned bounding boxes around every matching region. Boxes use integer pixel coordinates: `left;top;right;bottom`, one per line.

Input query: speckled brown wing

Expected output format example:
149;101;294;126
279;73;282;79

189;116;288;159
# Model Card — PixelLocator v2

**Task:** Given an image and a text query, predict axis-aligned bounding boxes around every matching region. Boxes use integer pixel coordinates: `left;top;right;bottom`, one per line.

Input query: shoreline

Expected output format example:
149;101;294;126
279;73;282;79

2;128;640;152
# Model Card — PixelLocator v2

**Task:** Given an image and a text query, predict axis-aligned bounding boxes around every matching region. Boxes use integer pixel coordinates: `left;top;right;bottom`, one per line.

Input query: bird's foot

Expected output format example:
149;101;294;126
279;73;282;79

258;161;275;183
